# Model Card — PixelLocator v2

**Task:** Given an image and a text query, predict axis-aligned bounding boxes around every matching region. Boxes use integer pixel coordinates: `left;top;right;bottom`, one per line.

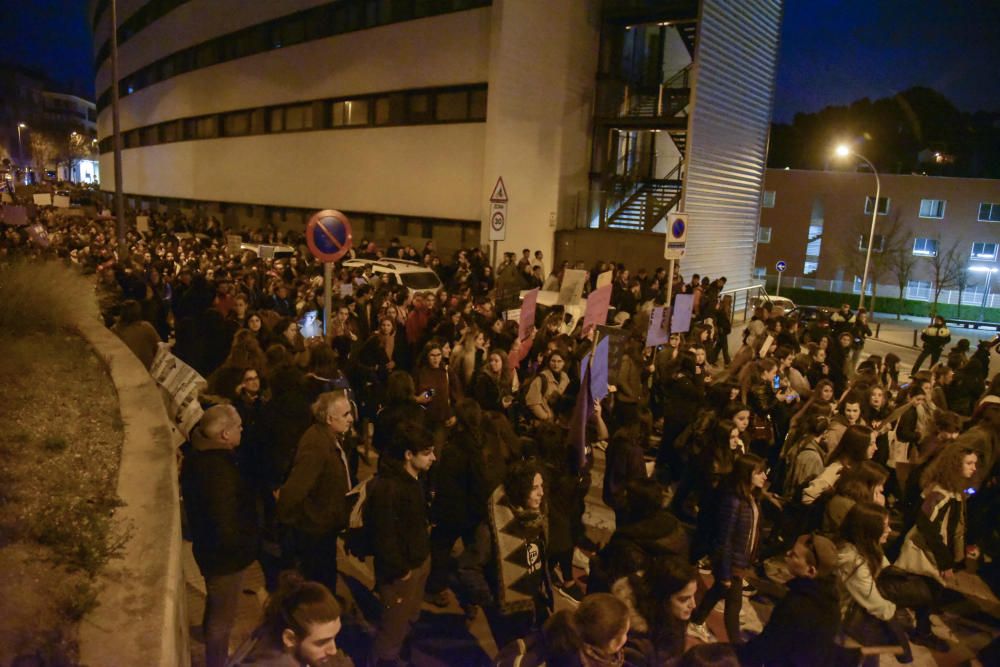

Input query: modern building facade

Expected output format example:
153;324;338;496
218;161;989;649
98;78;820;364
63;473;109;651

755;168;1000;309
92;0;782;292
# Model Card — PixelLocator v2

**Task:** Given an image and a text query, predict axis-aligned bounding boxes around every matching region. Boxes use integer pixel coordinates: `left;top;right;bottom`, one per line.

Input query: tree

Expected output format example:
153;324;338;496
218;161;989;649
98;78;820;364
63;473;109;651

928;240;963;315
886;239;918;320
836;209;906;314
28;129;60;177
954;259;972;318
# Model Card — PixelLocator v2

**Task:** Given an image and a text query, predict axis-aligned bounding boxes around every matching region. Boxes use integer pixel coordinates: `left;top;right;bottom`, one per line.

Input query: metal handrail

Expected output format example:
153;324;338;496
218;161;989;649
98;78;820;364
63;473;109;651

720;283;767;323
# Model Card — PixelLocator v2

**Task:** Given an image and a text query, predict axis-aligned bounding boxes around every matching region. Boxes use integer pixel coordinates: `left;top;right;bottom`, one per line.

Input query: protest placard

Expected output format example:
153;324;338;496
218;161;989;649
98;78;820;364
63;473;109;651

519;288;539;341
53;195;70;208
136;215;150;233
582;284;612;334
33;193;52;206
558;268;588;305
670;294;694;333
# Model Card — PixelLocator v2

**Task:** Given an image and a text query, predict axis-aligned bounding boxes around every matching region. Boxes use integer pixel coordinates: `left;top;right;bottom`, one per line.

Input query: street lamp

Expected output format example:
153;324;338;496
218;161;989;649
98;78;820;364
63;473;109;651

17;123;27;158
834;144;881;310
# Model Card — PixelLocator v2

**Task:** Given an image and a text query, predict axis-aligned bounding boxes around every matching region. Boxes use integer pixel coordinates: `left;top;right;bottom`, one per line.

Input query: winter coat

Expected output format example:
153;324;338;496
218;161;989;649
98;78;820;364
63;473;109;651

836;545;894;621
180;433;259;577
920;325;951;351
602;434;647;510
713;492;761;581
370;457;431;583
277;424;352;536
895;484;966;582
739;575;850;667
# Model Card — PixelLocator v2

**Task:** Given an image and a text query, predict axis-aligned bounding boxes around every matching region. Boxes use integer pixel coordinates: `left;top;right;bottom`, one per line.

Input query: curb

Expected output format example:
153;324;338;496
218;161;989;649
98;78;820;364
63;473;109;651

76;318;190;667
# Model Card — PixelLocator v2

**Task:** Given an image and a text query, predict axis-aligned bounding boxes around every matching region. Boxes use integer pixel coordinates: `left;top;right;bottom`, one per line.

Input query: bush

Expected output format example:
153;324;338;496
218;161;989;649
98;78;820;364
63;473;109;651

0;259;100;333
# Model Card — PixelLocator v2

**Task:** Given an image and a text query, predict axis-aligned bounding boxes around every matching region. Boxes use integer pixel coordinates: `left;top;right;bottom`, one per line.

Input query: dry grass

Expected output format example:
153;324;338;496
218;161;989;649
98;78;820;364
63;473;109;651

0;329;125;664
0;259;100;333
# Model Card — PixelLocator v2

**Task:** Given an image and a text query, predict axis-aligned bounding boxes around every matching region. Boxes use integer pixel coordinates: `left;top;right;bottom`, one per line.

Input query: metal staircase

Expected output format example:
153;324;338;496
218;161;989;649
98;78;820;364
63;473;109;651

606;163;684;230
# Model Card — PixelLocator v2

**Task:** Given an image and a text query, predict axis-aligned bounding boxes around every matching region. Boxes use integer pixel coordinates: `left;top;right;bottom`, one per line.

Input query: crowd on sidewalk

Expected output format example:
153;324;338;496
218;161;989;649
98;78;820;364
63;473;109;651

3;201;1000;667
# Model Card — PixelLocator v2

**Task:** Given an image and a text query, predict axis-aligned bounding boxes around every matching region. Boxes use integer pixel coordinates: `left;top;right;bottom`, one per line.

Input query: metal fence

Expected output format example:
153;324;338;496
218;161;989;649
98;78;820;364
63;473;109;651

762;275;1000;310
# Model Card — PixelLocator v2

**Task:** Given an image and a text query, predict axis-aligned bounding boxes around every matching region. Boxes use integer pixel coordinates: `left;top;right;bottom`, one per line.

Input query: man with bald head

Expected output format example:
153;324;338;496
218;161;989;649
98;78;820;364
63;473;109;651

181;404;259;667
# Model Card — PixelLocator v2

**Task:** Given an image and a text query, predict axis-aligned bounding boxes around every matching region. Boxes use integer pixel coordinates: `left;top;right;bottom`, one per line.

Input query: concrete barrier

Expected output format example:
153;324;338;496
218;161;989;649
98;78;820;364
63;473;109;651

76;319;190;667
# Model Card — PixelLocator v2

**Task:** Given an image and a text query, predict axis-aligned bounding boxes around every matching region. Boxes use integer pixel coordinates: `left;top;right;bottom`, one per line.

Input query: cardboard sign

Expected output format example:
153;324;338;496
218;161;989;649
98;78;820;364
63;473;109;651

339;283;354;297
670;294;694;333
582;284;612;335
519;288;539;341
227;234;242;255
645;306;671;347
53;195;70;208
558;268;588;305
136;215;150;233
590;335;610;402
149;344;207;437
1;205;28;226
1;192;13;203
33;193;52;206
596;270;613;289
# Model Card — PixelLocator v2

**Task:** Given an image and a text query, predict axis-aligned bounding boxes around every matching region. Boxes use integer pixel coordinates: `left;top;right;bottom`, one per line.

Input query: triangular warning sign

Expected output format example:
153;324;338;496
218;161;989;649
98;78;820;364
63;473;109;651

490;177;508;202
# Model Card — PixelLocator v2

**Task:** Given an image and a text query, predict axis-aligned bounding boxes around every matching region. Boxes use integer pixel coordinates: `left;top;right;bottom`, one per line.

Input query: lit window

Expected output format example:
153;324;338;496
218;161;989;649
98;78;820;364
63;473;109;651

919;199;945;219
803;260;818;275
761;190;776;208
757;226;772;243
852;276;873;295
912;238;938;257
979;202;1000;222
332;99;369;127
864;196;890;215
971;242;998;261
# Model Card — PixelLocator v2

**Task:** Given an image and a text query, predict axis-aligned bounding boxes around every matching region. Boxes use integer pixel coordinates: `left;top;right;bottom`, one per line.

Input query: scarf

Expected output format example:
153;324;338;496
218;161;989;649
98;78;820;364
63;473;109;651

580;644;625;667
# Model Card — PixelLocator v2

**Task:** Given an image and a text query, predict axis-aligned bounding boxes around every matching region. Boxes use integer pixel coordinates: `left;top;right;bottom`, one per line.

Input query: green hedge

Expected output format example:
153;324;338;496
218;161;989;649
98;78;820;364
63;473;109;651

774;285;1000;323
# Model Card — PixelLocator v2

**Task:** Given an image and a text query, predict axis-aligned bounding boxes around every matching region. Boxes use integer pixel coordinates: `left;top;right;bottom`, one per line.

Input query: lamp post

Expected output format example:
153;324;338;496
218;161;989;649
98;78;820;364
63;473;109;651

835;145;881;311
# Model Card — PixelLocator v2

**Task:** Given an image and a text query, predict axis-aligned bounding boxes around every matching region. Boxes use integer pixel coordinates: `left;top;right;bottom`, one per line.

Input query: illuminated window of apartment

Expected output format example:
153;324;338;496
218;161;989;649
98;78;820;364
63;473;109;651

912;238;938;257
332;99;369;127
971;241;998;261
761;190;776;208
918;199;945;219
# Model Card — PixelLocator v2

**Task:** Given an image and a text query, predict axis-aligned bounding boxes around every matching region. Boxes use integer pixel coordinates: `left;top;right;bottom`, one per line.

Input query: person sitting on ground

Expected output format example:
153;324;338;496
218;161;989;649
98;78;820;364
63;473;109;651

740;533;857;667
235;571;352;666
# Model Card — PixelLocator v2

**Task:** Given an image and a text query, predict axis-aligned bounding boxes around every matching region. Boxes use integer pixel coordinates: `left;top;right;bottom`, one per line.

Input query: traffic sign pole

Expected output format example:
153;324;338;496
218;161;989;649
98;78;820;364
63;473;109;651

488;177;508;269
776;271;782;296
324;262;333;337
306;210;353;339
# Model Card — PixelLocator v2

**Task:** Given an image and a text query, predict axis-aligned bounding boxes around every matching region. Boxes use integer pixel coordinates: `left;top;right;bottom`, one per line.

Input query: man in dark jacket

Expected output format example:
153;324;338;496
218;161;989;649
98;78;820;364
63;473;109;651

278;391;354;594
740;533;857;667
181;405;259;667
370;423;436;667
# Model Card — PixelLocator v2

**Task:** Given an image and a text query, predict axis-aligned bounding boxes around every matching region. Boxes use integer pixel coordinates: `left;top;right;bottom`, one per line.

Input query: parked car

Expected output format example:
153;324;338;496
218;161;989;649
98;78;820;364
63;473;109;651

341;258;442;296
750;294;796;313
787;304;833;323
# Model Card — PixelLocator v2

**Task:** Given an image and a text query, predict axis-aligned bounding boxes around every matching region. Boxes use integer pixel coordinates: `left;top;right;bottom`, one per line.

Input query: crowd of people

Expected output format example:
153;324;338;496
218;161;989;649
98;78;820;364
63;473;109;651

3;199;999;667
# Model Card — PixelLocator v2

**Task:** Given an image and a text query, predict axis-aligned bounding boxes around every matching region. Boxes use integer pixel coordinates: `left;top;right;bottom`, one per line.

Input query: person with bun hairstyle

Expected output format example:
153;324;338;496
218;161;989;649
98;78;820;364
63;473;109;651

235;572;351;666
495;592;631;667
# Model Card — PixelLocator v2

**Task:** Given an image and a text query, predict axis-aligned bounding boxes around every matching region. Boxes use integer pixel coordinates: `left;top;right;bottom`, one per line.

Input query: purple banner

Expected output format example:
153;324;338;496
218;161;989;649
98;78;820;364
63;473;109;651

519;288;539;341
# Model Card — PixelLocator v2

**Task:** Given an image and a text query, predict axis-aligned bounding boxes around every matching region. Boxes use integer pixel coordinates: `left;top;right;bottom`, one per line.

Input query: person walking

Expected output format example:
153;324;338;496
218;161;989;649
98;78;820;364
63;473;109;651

912;316;951;375
369;423;437;667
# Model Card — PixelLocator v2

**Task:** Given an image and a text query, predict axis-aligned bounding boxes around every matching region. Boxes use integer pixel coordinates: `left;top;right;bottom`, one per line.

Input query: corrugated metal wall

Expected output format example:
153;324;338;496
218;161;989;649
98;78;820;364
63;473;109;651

680;0;783;306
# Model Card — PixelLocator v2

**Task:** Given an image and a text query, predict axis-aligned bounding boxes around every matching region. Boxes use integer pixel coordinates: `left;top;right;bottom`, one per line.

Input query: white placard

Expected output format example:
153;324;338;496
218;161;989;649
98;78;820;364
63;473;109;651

53;195;70;208
33;193;53;206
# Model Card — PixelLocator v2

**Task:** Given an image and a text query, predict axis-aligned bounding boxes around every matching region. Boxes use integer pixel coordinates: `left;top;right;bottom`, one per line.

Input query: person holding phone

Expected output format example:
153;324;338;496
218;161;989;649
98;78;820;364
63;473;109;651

413;340;454;429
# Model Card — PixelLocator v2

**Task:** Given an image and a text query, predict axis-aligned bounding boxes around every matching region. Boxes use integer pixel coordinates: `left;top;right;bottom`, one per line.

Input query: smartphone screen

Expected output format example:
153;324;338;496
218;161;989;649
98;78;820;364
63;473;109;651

773;374;781;390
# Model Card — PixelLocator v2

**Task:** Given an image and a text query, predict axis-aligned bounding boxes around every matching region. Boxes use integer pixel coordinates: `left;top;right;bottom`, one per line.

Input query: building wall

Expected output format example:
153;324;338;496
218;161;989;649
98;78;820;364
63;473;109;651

479;0;601;261
95;6;491;223
756;168;1000;292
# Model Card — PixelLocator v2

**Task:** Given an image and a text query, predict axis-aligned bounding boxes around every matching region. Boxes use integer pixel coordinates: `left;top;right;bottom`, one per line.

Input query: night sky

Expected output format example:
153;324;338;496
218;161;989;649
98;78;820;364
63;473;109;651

2;0;999;121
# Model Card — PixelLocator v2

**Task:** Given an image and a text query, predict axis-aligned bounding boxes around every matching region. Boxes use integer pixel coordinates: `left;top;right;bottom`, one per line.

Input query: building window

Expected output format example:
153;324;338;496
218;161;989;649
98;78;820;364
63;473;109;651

757;226;771;243
407;93;433;123
269;107;284;132
331;99;369;127
435;90;469;122
374;93;406;125
858;234;885;252
223;111;251;136
906;280;932;301
284;104;313;131
761;190;776;208
919;199;946;219
979;202;1000;222
912;237;939;257
803;260;818;275
852;276;873;295
864;196;890;215
470;88;488;120
971;242;998;261
196;116;218;139
960;285;985;306
752;267;766;279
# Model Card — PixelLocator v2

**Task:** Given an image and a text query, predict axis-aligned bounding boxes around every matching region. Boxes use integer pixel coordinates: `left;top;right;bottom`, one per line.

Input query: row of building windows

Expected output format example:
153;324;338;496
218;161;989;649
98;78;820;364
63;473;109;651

97;84;487;153
757;226;998;262
96;0;491;111
93;0;190;63
764;190;1000;223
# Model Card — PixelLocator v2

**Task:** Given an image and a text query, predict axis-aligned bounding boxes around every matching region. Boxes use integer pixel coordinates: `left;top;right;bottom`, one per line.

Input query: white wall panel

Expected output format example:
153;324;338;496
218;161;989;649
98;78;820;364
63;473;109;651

99;124;485;220
681;0;783;297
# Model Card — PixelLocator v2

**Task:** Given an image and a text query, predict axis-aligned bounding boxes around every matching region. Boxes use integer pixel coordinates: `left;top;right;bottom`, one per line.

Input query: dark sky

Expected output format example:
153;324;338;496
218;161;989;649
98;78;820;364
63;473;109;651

2;0;999;122
773;0;1000;122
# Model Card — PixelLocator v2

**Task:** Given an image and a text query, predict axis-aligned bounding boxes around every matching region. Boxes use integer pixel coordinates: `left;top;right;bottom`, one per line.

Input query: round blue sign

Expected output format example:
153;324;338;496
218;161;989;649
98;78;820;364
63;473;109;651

775;260;787;273
306;210;352;262
671;218;686;239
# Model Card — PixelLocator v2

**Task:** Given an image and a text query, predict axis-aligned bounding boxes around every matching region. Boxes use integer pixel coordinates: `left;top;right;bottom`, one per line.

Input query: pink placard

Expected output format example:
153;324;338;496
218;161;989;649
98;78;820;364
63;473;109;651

519;288;539;341
582;284;612;335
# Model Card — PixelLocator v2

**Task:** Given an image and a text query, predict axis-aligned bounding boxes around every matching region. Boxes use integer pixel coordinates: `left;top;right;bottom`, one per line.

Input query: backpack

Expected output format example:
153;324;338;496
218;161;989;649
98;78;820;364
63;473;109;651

343;476;378;559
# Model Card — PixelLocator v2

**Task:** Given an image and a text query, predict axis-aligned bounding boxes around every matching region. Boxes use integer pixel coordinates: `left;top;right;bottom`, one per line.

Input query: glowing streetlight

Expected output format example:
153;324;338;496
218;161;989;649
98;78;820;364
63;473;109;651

16;123;27;158
834;144;881;310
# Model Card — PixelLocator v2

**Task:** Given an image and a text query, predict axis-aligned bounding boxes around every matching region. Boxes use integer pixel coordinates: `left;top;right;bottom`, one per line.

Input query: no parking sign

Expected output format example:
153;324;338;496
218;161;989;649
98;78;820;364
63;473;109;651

306;210;353;262
664;212;688;260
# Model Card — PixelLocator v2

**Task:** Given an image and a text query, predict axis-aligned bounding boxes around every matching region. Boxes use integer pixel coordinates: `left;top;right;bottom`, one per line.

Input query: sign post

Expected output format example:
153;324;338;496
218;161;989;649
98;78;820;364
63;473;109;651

775;260;787;296
488;177;508;268
664;212;688;307
306;210;353;336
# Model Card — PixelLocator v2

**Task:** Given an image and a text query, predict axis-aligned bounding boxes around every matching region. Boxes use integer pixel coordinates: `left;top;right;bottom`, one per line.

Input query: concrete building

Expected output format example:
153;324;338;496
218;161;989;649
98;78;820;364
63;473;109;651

756;168;1000;310
91;0;781;296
